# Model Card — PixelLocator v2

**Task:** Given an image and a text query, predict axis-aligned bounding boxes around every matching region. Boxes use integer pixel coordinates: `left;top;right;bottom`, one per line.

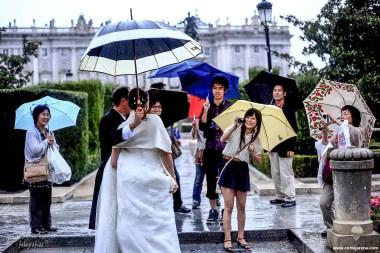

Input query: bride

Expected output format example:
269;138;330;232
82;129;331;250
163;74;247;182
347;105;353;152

94;88;181;253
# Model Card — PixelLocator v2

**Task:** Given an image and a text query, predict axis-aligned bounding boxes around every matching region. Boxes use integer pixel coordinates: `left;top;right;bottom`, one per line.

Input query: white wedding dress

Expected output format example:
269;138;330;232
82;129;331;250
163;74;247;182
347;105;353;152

94;113;181;253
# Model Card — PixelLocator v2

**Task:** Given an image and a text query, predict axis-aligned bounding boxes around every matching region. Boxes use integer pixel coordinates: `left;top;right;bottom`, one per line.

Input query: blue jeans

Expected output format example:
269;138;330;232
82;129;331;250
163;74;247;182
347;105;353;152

192;164;205;203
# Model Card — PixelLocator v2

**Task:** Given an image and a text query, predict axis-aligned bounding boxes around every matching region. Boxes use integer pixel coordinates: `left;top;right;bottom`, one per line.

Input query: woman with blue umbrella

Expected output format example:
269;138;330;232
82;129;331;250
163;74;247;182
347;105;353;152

24;105;59;234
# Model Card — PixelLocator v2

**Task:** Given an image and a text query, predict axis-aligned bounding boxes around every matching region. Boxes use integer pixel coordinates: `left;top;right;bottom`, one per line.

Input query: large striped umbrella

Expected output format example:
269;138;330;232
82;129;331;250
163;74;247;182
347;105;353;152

79;11;202;80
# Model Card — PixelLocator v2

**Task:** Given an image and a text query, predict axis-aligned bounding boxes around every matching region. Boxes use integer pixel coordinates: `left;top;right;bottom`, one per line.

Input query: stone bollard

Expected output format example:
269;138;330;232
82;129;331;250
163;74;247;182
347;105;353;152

327;148;380;252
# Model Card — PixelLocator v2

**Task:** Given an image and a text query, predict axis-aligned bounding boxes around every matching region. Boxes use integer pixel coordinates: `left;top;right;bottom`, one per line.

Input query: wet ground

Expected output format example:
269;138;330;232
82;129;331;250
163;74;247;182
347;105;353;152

0;135;340;252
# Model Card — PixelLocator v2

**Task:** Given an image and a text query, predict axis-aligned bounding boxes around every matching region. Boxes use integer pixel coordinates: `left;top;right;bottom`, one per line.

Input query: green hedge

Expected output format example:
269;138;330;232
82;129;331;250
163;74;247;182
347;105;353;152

38;80;104;157
0;88;89;191
103;83;118;113
257;153;319;178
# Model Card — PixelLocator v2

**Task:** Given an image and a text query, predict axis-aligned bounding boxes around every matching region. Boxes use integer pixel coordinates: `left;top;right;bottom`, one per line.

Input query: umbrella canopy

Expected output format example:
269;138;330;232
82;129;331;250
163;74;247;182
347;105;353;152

79;20;202;76
177;62;240;99
244;71;302;109
148;88;189;127
14;96;80;131
303;79;376;146
149;59;202;78
213;100;296;151
188;95;206;119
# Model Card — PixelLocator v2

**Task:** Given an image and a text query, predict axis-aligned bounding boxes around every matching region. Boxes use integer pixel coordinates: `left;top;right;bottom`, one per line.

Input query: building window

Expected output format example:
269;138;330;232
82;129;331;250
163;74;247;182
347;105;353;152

234;45;240;53
204;47;210;56
13;48;21;55
41;48;49;57
61;48;69;57
2;49;9;55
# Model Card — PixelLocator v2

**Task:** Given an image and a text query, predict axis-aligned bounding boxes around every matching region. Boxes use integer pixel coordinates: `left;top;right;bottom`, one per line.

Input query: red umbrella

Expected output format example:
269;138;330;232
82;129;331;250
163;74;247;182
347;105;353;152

188;95;205;119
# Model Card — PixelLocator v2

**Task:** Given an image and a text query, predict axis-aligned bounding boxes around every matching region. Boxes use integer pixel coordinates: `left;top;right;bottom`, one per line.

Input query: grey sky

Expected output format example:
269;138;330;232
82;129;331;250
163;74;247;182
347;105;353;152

1;0;328;69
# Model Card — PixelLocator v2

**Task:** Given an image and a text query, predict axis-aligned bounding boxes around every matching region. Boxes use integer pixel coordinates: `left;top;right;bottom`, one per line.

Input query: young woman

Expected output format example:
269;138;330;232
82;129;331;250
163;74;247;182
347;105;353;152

24;105;58;234
219;108;263;252
316;105;365;238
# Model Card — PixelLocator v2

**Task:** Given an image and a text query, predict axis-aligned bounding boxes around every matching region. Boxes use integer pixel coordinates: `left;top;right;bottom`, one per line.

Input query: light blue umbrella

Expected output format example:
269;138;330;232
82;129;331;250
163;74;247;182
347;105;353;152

14;96;80;131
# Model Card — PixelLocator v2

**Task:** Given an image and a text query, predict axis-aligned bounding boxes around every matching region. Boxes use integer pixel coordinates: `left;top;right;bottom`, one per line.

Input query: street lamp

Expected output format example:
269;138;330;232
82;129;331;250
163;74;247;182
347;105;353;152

257;0;273;72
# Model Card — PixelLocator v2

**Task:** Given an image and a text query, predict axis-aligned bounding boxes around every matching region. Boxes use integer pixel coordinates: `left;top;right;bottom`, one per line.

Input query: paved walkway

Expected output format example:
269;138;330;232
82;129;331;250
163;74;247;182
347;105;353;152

1;133;377;252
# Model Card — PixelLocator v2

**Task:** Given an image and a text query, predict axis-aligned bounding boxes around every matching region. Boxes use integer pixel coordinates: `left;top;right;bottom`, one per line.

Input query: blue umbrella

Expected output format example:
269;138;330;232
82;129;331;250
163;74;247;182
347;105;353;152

149;59;202;78
177;62;240;99
14;96;80;131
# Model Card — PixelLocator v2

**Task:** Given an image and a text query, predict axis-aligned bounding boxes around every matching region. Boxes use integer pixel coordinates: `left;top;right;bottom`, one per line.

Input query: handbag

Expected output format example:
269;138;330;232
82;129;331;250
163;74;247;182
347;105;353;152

171;136;182;159
322;159;333;185
24;154;49;183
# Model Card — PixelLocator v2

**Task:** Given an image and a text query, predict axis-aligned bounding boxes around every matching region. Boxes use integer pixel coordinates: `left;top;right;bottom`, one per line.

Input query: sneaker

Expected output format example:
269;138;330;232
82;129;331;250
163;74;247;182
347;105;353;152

281;200;296;208
192;201;200;209
206;209;219;224
269;199;285;204
174;205;191;213
219;208;224;224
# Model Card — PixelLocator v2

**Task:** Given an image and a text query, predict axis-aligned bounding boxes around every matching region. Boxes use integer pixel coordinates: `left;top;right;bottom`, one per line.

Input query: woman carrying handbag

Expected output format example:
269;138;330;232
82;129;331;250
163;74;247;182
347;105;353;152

218;108;263;252
24;105;59;234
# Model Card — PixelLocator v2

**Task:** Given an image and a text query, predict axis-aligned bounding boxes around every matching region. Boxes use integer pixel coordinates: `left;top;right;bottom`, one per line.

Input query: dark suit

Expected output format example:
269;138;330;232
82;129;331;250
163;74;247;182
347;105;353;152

89;109;127;229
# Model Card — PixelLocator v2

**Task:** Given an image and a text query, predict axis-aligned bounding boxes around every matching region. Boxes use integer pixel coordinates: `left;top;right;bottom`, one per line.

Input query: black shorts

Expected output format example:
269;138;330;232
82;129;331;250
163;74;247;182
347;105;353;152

218;160;250;192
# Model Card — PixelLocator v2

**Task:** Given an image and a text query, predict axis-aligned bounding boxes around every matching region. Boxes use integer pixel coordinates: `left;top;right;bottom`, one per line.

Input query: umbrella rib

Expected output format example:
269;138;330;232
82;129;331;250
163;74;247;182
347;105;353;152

330;84;347;105
147;39;160;69
162;38;180;63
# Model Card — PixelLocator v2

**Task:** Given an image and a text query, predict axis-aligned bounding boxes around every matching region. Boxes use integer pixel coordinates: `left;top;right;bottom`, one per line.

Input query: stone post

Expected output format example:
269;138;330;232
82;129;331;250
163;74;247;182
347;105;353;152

327;148;380;252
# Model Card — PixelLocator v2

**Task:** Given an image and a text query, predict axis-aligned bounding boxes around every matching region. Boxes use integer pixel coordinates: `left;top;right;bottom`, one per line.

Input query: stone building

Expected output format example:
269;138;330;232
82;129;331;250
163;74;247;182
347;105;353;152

0;14;291;89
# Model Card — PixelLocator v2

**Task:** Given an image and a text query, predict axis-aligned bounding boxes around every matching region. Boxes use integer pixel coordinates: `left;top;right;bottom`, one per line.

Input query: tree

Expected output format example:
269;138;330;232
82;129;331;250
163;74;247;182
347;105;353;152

278;0;380;120
0;27;41;89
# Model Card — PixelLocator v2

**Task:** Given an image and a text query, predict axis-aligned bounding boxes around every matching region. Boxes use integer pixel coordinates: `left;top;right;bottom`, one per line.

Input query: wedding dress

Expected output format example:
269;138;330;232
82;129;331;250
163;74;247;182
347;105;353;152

94;113;181;253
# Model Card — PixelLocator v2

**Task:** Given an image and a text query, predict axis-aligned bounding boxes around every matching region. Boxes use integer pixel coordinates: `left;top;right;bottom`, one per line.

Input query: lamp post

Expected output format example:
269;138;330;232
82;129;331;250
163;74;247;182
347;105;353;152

257;0;273;72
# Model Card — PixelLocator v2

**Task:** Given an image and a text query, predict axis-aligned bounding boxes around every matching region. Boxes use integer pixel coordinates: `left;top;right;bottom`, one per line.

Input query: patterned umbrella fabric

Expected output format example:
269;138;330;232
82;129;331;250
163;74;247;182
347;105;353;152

303;79;376;146
149;59;202;78
212;100;296;151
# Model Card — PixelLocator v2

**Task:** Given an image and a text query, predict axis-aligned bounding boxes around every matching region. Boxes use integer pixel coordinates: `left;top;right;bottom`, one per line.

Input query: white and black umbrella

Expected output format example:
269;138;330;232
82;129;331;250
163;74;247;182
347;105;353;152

79;12;202;78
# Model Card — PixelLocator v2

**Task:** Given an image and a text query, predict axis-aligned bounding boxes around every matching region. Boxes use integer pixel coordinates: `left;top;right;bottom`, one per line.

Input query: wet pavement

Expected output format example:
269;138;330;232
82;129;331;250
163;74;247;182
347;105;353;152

0;134;363;252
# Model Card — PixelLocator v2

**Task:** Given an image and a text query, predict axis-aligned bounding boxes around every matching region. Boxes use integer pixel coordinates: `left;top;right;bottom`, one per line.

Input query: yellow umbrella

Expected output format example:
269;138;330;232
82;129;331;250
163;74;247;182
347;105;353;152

213;100;296;151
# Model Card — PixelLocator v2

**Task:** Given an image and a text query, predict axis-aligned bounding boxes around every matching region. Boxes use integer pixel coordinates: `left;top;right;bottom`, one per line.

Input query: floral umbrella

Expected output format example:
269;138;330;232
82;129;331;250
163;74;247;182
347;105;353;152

303;79;376;146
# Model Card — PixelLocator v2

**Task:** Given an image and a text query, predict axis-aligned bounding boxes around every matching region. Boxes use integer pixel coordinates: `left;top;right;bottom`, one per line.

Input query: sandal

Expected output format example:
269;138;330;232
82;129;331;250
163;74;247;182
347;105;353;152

223;239;233;252
237;238;251;250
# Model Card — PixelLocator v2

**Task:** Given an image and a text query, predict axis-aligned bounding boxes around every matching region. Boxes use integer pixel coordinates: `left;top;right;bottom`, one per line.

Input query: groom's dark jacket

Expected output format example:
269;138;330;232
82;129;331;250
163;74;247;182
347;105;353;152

89;108;128;229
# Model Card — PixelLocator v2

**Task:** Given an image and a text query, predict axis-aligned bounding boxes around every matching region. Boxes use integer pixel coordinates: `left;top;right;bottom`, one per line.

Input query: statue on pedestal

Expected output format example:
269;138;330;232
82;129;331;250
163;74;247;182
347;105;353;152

179;12;199;41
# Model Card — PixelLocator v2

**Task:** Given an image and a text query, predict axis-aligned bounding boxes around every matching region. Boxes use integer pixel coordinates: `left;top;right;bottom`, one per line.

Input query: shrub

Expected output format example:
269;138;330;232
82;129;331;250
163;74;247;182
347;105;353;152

0;88;89;191
103;82;118;113
38;80;104;157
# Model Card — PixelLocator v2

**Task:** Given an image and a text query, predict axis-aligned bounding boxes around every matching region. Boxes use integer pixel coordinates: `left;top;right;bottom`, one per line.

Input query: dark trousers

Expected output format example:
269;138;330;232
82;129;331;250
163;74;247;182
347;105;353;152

89;160;106;229
29;187;52;230
203;148;223;200
172;162;183;209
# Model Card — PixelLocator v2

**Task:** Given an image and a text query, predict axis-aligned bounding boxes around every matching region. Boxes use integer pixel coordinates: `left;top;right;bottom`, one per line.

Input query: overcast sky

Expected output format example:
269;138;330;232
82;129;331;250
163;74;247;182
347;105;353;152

1;0;328;69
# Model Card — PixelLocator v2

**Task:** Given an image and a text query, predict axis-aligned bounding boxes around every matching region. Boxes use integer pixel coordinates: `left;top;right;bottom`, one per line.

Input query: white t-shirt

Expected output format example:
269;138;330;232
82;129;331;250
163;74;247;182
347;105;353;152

222;125;262;164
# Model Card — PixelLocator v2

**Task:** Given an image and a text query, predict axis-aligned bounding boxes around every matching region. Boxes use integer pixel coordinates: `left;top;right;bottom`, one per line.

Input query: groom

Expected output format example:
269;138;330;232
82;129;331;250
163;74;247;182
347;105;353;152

89;86;131;229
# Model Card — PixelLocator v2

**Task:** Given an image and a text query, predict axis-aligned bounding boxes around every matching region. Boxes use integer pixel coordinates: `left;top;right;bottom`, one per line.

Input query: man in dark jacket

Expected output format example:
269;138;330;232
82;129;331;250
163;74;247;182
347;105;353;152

269;84;297;208
199;76;232;224
89;86;131;229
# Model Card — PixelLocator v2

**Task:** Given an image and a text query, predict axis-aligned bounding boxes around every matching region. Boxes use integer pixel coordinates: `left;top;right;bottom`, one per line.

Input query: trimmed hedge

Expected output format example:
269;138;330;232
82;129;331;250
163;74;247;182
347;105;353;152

257;149;380;179
0;88;89;191
103;83;118;113
38;80;105;157
257;153;319;178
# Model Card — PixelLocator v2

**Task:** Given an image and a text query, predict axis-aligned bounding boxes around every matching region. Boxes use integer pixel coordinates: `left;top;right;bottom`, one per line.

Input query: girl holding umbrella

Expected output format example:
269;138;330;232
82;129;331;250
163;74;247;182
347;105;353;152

218;108;263;251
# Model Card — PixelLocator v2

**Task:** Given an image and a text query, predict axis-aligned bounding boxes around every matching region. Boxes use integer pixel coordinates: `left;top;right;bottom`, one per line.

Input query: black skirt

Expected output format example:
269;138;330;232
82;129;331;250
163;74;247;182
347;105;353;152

218;160;250;192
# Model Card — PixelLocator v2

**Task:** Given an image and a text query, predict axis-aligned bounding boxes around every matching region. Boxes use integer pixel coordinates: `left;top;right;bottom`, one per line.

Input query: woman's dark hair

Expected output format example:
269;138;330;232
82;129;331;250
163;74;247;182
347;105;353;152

112;86;129;106
149;97;161;108
128;88;148;110
32;104;50;124
239;108;262;149
341;105;361;127
211;75;229;91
